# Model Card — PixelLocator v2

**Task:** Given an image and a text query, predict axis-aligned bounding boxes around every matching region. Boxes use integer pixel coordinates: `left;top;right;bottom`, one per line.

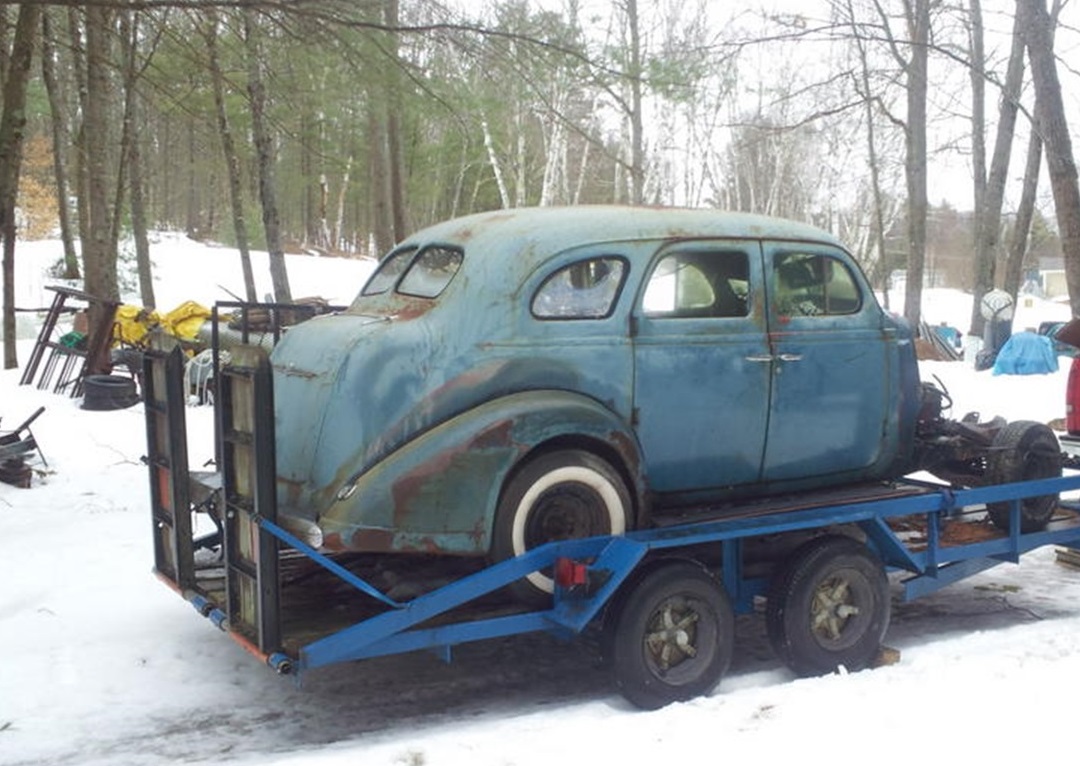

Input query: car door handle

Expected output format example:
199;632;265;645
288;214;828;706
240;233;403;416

777;353;803;362
745;354;774;363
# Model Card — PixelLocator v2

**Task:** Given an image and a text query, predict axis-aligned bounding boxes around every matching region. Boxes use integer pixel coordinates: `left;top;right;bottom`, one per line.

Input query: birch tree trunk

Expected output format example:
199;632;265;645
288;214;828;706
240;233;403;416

625;0;644;205
968;0;988;333
482;119;511;209
333;155;352;250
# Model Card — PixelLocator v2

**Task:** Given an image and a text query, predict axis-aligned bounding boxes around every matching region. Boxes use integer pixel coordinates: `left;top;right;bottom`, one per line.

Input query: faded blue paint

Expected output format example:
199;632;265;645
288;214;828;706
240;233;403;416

316;390;640;554
269;206;916;556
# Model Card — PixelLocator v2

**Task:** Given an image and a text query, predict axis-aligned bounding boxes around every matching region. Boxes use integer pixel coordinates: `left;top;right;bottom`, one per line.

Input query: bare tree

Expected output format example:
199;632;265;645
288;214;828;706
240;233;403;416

81;5;118;337
1018;0;1080;317
969;2;1025;336
620;0;644;204
845;0;899;302
967;0;987;331
1003;128;1043;299
118;9;155;309
204;10;257;302
40;9;79;280
244;8;291;303
0;3;41;369
899;0;930;330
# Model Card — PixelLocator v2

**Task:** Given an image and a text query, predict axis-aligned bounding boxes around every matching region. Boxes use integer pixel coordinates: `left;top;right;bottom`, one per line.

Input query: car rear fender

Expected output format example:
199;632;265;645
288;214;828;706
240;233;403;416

316;390;644;555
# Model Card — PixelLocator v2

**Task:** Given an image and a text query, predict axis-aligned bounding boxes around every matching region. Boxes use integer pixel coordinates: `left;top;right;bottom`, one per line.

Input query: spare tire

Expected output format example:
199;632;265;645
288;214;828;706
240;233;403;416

82;374;140;411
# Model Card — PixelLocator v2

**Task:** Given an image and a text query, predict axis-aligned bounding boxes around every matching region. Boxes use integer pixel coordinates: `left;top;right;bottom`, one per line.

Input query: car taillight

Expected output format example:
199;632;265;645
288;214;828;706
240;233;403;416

1067;357;1080;435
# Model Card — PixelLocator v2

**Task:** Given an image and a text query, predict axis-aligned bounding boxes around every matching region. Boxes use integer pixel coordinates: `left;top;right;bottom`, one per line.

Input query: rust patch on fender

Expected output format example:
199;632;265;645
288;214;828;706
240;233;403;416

468;419;514;450
392;296;435;321
321;528;395;553
349;527;395;551
390;421;520;540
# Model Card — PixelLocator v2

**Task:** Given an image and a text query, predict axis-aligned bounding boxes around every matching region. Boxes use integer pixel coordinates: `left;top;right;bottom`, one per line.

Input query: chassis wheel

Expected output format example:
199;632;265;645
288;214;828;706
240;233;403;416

609;562;735;710
766;536;890;678
986;420;1062;533
493;449;630;604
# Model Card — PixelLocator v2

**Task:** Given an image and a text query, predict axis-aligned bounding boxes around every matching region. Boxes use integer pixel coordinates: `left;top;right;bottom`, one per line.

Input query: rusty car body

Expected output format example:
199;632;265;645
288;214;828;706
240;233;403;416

270;206;920;598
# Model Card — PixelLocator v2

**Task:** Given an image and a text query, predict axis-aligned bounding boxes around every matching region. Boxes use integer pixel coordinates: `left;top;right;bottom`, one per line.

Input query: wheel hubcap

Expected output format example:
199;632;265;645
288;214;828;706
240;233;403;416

645;599;700;672
810;575;859;642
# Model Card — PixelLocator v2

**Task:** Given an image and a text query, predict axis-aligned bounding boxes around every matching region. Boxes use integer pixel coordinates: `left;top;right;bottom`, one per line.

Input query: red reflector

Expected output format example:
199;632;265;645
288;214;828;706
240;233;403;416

554;557;588;588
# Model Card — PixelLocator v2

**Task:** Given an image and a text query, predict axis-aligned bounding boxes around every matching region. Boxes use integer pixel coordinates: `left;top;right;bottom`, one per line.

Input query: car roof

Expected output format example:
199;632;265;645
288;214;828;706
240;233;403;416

399;206;844;261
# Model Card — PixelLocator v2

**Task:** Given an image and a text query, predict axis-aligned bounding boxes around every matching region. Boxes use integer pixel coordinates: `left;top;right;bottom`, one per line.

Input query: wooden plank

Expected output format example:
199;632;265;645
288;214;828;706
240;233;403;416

1056;547;1080;570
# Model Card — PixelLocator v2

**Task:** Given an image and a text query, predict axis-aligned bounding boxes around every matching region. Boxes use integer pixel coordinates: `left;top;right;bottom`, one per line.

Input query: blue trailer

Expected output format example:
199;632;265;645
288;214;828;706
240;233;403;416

143;339;1080;710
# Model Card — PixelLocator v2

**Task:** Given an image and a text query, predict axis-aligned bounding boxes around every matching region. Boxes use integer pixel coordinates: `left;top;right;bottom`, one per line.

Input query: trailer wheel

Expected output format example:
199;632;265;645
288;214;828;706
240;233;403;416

986;420;1062;533
493;449;630;605
608;562;734;710
766;536;889;678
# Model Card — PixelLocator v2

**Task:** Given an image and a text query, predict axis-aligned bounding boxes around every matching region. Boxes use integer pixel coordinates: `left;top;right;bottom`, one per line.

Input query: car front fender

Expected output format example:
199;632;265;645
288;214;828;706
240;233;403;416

315;390;644;555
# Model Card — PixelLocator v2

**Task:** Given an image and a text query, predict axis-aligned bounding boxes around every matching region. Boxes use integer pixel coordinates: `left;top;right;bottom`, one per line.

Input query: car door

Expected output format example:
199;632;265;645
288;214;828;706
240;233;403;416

761;243;890;482
632;241;771;493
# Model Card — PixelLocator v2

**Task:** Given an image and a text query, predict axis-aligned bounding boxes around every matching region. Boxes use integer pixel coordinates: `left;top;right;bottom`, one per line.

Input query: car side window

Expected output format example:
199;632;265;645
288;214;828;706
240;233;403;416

773;252;861;317
361;247;416;296
532;257;626;319
643;250;749;318
398;246;463;298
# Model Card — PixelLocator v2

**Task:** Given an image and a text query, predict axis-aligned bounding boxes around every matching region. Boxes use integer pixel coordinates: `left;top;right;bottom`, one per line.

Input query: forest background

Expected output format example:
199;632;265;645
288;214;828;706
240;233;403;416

2;0;1080;370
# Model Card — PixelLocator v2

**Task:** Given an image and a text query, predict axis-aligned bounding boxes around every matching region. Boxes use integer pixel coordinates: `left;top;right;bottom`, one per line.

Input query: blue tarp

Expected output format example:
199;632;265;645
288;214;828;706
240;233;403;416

992;331;1059;375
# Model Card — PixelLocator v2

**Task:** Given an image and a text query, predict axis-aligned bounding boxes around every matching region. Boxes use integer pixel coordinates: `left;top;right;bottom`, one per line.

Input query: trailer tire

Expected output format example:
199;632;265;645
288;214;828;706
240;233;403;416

609;561;734;710
765;536;889;678
493;449;630;605
986;420;1062;533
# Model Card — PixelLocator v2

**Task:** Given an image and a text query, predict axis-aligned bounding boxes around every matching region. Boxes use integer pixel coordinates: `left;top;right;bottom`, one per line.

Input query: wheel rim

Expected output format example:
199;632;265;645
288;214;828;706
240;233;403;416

511;465;627;593
642;594;716;684
523;483;607;549
808;569;874;651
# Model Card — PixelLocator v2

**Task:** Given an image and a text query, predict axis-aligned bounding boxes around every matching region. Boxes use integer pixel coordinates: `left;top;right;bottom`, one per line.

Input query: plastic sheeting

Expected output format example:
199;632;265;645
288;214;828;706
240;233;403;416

992;331;1059;376
112;301;211;347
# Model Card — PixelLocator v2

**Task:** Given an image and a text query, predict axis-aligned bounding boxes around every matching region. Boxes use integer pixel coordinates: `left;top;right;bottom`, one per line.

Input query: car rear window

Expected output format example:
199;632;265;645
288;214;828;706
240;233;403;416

361;247;416;296
398;247;463;298
360;245;463;299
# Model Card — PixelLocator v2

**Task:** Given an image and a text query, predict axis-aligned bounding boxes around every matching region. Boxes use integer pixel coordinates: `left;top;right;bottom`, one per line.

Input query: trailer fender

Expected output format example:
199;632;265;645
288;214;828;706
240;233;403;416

316;390;644;555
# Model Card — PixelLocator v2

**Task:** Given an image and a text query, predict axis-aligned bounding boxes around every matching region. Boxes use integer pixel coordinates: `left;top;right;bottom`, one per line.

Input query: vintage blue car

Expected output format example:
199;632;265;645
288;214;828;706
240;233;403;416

271;206;919;600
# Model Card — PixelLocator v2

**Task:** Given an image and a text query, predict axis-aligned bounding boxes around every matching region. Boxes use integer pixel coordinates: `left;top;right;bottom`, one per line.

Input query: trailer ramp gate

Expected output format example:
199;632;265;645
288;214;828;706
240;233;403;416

144;344;1080;681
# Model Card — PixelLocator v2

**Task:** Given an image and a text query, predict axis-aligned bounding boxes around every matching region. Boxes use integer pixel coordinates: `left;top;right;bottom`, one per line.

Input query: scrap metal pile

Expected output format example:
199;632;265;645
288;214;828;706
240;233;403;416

0;407;45;488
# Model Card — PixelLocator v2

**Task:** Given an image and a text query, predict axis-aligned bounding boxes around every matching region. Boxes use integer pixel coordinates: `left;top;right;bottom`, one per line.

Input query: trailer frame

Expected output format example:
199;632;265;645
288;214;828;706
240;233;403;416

143;341;1080;705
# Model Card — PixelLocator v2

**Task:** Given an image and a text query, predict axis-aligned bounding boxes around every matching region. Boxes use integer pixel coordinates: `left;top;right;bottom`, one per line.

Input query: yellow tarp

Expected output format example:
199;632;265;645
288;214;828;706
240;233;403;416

113;305;160;346
112;300;211;346
161;300;211;341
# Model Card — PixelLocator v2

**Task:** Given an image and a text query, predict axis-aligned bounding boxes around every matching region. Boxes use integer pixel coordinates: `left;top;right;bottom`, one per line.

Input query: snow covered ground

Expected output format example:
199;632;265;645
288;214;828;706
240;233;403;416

2;236;1080;766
